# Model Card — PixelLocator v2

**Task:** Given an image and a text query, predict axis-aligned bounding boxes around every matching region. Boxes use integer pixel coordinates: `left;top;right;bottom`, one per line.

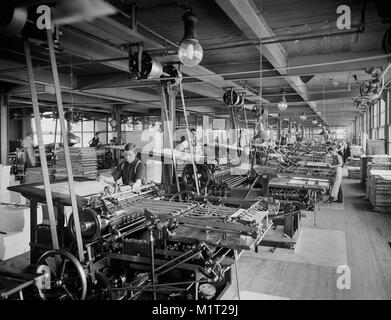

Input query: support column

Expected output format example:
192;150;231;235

167;85;177;186
158;85;175;190
0;86;9;165
386;89;390;155
115;106;122;145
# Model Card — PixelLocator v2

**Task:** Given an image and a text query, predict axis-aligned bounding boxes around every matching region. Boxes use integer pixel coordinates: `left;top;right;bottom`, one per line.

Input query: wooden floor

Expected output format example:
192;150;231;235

222;176;391;300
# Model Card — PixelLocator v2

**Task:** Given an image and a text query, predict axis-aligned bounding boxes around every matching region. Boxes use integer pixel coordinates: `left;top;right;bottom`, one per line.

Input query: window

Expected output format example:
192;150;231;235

379;99;386;127
373;101;379;128
31;114;58;145
378;127;385;139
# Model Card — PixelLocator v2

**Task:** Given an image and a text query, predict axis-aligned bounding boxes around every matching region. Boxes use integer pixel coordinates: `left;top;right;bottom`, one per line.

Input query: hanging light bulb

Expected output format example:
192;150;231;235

110;118;117;129
312;118;318;125
277;90;288;111
178;10;203;67
300;113;307;121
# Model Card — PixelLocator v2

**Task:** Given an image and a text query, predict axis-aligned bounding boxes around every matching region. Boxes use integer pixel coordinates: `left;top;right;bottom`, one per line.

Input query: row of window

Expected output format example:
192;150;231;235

355;91;390;154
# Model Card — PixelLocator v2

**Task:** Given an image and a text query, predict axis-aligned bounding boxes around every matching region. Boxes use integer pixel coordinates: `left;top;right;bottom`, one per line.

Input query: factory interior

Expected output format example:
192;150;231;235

0;0;391;302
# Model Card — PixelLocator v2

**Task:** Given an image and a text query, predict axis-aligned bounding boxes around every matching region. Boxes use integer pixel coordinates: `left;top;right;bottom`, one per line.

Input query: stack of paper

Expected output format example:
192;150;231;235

367;169;391;213
25;167;56;184
55;147;98;179
347;166;361;179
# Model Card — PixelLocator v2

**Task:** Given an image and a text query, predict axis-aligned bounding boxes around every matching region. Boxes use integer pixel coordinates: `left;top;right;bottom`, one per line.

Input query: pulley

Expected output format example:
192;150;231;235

182;164;214;190
129;50;163;80
35;249;87;300
69;207;103;243
161;64;182;86
223;88;240;106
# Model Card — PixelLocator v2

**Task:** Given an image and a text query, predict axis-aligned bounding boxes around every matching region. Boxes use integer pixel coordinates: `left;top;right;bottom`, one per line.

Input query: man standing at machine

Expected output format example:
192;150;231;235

113;143;145;188
22;132;36;170
327;146;343;203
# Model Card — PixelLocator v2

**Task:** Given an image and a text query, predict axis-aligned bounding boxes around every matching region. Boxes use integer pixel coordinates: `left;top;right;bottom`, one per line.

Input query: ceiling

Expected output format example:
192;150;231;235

1;0;390;127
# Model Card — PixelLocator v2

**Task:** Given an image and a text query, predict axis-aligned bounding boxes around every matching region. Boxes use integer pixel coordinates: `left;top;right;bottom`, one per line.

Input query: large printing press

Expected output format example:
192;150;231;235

4;178;274;300
1;140;336;300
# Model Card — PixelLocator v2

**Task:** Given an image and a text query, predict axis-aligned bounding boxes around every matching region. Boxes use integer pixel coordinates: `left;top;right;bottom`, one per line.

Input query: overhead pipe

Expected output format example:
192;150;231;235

1;50;390;83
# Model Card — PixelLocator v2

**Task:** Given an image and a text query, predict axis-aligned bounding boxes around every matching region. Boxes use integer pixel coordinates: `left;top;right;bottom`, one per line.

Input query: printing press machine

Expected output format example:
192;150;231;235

4;178;273;300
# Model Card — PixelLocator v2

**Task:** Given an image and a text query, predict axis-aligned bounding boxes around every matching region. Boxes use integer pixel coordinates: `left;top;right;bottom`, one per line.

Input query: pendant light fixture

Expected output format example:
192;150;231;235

300;113;307;121
178;9;203;67
312;118;318;125
277;89;288;111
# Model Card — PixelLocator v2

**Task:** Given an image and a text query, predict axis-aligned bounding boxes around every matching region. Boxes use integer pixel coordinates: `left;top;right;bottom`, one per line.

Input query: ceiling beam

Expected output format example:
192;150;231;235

64;19;268;104
215;0;326;123
287;51;391;75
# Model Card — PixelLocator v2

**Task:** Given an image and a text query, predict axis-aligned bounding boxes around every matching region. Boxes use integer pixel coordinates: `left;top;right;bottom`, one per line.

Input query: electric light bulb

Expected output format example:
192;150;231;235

277;90;288;111
178;10;203;67
277;101;288;111
178;39;203;67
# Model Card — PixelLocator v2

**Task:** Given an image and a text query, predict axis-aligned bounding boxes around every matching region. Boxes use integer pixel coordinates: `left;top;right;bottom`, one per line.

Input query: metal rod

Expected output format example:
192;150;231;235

179;81;200;195
0;278;35;299
45;29;84;263
159;84;182;197
158;250;203;277
149;228;157;300
234;250;241;300
23;40;60;254
155;248;199;273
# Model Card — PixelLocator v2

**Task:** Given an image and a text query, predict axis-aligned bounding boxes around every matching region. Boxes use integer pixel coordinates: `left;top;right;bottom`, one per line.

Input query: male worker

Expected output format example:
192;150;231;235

89;132;101;148
327;146;343;203
22;132;36;170
175;136;189;166
113;143;145;188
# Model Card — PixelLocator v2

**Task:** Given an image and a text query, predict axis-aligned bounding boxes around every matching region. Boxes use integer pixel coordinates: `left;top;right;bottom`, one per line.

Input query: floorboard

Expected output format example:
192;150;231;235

222;177;391;300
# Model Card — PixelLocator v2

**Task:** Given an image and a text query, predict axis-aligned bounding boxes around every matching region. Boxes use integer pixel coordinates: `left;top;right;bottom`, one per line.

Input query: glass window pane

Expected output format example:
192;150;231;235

378;127;385;139
83;132;94;148
83;120;94;132
72;121;82;132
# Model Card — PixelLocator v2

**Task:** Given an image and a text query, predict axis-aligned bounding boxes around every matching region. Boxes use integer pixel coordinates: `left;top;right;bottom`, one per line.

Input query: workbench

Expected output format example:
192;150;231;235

7;177;94;264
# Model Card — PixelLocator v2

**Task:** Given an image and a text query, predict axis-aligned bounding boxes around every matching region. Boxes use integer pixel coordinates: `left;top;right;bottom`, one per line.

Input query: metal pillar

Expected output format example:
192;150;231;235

157;84;181;194
45;29;84;263
24;40;60;252
0;86;8;165
179;82;200;195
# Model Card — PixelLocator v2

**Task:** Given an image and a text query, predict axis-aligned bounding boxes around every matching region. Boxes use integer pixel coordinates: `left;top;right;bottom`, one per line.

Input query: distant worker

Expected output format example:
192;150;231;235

175;136;189;165
175;136;189;152
319;127;329;142
280;131;287;146
296;132;303;143
110;136;118;145
113;143;145;188
327;146;343;203
89;133;101;148
22;132;36;169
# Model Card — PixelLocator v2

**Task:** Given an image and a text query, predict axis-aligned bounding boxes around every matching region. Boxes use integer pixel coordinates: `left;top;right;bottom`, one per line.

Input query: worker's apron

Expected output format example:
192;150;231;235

331;166;342;199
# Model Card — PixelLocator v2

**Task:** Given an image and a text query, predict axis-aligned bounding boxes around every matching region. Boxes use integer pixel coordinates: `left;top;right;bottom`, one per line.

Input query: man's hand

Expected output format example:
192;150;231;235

133;179;142;189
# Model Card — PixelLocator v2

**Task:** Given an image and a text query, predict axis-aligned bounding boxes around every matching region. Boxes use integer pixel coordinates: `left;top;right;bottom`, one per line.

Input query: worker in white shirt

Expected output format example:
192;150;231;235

175;136;189;165
327;146;343;202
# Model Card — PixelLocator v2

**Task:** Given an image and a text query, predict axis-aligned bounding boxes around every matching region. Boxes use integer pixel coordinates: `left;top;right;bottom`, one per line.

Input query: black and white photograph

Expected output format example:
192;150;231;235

0;0;390;308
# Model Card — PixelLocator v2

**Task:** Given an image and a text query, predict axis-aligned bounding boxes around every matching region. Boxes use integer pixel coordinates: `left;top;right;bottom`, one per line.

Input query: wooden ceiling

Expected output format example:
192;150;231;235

1;0;390;127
